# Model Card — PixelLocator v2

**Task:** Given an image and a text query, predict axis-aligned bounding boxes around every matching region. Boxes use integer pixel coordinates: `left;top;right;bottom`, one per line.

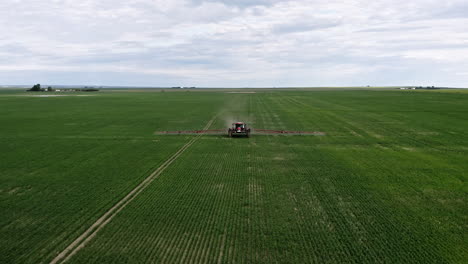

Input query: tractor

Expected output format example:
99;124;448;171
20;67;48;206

228;122;251;137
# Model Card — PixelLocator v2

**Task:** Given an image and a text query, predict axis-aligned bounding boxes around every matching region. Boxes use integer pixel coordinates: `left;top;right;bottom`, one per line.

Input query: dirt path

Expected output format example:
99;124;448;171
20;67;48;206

50;115;218;264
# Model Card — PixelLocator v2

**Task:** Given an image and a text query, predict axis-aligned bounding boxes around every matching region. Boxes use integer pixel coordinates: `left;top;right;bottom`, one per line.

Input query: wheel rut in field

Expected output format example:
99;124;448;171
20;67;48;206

50;114;218;264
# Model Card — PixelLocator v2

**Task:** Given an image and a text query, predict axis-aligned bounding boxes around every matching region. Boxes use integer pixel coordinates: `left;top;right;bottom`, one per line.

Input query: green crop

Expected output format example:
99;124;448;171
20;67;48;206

0;89;466;263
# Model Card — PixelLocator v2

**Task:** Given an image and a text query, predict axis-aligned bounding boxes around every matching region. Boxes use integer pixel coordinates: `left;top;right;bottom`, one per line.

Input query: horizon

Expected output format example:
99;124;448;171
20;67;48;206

1;84;466;89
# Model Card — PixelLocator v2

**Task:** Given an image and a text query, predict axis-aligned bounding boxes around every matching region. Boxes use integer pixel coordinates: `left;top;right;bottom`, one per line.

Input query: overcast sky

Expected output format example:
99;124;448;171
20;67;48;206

1;0;467;87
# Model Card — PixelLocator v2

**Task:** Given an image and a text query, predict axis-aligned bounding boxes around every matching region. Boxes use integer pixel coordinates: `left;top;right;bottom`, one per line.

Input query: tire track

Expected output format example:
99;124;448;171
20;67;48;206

50;114;218;264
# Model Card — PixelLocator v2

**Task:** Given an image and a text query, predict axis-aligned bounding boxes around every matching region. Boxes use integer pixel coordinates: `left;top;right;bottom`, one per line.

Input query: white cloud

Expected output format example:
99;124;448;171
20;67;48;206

0;0;467;87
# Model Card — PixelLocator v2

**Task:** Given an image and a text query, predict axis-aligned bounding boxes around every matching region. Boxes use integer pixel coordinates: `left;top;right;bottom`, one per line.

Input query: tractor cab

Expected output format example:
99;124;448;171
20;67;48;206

234;122;245;131
228;122;250;137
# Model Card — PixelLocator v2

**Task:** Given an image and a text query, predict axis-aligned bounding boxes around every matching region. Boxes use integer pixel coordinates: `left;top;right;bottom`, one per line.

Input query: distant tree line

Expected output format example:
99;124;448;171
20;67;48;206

417;86;439;89
27;84;43;91
27;84;99;92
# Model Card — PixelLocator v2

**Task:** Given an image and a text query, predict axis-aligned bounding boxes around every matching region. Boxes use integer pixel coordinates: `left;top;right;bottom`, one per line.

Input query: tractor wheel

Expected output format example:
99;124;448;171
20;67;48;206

228;130;232;137
246;131;250;138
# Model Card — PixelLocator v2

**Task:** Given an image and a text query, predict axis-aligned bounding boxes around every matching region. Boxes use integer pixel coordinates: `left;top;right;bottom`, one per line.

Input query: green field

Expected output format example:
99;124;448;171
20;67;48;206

0;89;467;263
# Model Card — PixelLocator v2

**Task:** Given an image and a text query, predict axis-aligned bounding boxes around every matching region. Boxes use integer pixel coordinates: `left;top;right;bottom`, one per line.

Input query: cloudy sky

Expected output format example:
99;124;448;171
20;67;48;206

1;0;467;87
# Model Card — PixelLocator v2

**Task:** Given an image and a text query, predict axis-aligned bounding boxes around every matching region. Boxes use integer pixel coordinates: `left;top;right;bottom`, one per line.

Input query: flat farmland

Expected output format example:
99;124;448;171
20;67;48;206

0;89;467;263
